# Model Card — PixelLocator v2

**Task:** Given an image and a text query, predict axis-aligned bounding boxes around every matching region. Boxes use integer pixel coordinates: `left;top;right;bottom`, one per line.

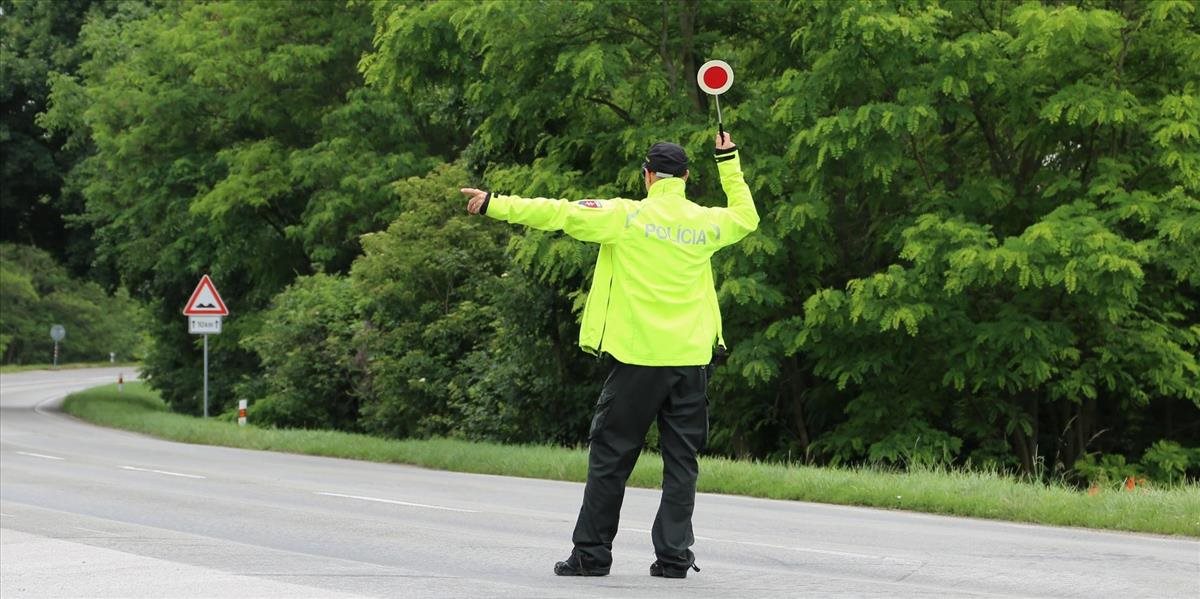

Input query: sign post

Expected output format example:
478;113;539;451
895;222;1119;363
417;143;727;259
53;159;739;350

204;335;209;417
183;275;229;418
50;325;65;368
696;60;734;138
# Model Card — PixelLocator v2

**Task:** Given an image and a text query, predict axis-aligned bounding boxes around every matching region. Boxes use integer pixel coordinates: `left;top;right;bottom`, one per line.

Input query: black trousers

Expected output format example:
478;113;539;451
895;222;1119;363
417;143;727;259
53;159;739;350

571;361;709;569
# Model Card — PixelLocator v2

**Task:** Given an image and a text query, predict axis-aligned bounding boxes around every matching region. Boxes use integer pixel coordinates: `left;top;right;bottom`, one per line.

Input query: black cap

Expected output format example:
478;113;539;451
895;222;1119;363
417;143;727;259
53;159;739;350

643;142;688;177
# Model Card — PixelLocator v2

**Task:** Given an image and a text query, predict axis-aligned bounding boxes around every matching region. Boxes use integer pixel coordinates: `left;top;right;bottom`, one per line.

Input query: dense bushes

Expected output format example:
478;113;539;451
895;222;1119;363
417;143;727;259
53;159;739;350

241;165;605;444
0;243;145;364
237;273;362;430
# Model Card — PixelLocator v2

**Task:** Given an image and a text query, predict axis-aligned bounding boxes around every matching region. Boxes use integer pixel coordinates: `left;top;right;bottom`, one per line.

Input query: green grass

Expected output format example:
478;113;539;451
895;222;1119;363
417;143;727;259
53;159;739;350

0;361;139;374
63;382;1200;537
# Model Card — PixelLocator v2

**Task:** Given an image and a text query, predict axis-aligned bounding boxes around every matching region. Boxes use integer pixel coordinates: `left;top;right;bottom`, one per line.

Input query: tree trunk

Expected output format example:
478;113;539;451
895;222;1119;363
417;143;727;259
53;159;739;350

1030;394;1039;471
678;0;702;113
1055;399;1075;470
785;356;811;457
658;1;677;94
1011;415;1034;477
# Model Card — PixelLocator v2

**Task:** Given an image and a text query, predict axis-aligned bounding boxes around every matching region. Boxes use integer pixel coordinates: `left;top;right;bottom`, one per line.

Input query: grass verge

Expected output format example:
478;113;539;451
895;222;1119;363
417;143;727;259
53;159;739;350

63;382;1200;537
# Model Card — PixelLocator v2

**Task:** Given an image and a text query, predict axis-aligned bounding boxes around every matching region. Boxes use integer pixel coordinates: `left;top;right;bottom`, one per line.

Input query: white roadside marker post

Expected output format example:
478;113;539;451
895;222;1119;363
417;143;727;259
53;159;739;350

50;325;65;369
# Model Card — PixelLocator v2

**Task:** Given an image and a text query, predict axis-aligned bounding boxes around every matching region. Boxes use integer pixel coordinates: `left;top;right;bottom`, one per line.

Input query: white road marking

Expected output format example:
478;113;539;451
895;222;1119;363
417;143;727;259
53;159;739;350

120;466;206;479
0;513;14;518
73;525;119;536
315;491;479;513
707;537;885;560
16;451;65;461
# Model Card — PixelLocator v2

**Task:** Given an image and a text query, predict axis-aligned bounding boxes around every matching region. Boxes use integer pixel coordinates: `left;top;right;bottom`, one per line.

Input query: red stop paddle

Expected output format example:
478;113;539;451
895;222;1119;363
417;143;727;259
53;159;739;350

697;60;734;138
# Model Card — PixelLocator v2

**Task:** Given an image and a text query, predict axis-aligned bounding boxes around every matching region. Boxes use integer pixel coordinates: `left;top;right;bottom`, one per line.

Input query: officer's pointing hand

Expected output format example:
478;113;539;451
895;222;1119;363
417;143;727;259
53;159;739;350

460;187;488;215
715;131;734;150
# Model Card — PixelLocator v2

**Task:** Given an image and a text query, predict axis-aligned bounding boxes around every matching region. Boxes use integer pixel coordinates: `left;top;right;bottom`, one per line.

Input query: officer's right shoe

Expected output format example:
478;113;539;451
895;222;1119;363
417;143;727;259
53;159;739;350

553;551;610;577
649;550;700;578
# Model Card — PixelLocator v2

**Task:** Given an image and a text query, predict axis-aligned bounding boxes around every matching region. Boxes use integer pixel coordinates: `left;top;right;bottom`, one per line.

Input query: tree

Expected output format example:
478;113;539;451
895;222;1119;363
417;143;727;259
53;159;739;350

362;0;1199;474
0;0;119;272
238;273;363;430
41;0;433;413
768;1;1200;473
364;0;792;447
349;164;512;438
34;0;1198;481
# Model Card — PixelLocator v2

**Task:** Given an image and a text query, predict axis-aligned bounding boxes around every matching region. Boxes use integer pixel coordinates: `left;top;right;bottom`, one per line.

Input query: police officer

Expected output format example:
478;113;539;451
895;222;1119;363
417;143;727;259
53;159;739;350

460;131;756;578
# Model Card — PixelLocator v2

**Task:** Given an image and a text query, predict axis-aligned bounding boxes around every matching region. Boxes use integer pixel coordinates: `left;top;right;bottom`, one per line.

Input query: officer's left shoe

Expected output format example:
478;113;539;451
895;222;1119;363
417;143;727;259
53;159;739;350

649;560;701;578
650;549;700;578
553;551;610;576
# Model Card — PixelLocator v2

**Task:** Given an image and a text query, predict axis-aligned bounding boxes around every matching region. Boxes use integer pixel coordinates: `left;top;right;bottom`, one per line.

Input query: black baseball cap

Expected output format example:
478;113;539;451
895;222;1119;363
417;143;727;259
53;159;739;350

643;142;688;177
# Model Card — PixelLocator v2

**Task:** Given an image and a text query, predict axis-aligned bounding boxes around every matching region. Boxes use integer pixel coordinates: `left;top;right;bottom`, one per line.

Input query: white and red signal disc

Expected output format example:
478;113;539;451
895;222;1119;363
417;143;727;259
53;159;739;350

697;60;733;95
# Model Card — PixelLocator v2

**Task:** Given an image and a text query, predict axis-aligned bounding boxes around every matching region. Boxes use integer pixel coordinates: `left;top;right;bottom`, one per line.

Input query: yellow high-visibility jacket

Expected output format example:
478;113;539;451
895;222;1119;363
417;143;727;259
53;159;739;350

484;146;757;366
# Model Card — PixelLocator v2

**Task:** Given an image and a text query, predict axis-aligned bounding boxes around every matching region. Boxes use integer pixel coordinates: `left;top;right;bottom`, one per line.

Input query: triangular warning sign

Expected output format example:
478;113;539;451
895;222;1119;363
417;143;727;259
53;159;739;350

183;275;229;316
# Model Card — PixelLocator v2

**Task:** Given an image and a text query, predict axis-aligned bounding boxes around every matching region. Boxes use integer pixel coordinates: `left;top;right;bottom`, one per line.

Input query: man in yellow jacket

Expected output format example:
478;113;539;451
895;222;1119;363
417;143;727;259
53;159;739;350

460;132;756;578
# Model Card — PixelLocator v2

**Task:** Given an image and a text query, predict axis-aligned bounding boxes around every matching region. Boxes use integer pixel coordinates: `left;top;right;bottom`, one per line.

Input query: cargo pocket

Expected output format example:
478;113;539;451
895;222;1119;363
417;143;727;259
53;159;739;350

588;388;615;443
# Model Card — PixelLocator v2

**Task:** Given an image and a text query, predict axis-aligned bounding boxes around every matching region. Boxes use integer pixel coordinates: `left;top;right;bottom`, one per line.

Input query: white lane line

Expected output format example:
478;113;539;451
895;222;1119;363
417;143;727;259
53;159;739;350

120;465;206;479
707;537;884;560
73;526;119;536
315;491;479;513
16;451;65;461
625;527;882;560
0;513;14;518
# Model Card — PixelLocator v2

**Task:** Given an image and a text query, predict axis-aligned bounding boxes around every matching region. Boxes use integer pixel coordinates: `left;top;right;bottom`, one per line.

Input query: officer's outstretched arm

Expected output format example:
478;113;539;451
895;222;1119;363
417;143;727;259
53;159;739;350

709;132;759;248
460;188;636;244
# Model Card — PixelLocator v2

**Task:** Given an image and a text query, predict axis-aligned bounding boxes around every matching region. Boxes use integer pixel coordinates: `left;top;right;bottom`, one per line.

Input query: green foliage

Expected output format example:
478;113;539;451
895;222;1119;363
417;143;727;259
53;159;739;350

460;265;607;444
238;273;363;430
0;243;145;363
348;164;507;438
1138;440;1200;485
0;0;119;271
346;163;601;443
16;0;1200;483
766;0;1200;476
41;0;433;414
1074;452;1142;487
1069;441;1200;488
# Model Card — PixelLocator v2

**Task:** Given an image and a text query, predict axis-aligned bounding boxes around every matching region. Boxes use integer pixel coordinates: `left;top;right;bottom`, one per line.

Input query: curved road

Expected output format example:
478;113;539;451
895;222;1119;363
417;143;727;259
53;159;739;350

1;368;1196;598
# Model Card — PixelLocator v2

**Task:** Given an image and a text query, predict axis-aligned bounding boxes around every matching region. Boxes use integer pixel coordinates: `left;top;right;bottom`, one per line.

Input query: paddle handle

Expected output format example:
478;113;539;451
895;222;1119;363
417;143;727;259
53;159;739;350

715;95;725;138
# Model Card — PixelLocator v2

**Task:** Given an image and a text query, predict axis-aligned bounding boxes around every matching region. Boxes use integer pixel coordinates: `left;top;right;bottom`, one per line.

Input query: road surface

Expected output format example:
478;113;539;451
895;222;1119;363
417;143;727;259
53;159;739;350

1;367;1197;597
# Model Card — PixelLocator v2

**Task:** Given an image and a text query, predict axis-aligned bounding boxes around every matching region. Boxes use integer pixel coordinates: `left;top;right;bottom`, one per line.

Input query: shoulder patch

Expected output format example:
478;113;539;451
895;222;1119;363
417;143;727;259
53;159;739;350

576;200;604;209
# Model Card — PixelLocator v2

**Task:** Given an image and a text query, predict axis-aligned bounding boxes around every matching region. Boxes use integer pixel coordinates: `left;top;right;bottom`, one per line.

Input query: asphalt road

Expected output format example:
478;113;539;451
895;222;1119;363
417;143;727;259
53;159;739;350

1;367;1197;598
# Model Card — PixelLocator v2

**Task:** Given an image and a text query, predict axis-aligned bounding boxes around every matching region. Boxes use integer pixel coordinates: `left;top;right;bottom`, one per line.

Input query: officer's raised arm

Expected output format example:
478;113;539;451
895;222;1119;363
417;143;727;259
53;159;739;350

709;131;758;247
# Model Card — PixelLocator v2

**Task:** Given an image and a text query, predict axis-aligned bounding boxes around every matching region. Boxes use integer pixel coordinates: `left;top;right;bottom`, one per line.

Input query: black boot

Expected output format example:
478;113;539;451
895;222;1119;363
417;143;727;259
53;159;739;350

649;550;700;578
554;551;610;576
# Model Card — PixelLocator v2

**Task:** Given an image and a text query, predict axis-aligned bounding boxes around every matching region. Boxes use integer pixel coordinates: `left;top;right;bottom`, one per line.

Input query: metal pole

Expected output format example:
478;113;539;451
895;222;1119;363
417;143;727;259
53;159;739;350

53;342;59;368
715;95;725;138
203;334;209;418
